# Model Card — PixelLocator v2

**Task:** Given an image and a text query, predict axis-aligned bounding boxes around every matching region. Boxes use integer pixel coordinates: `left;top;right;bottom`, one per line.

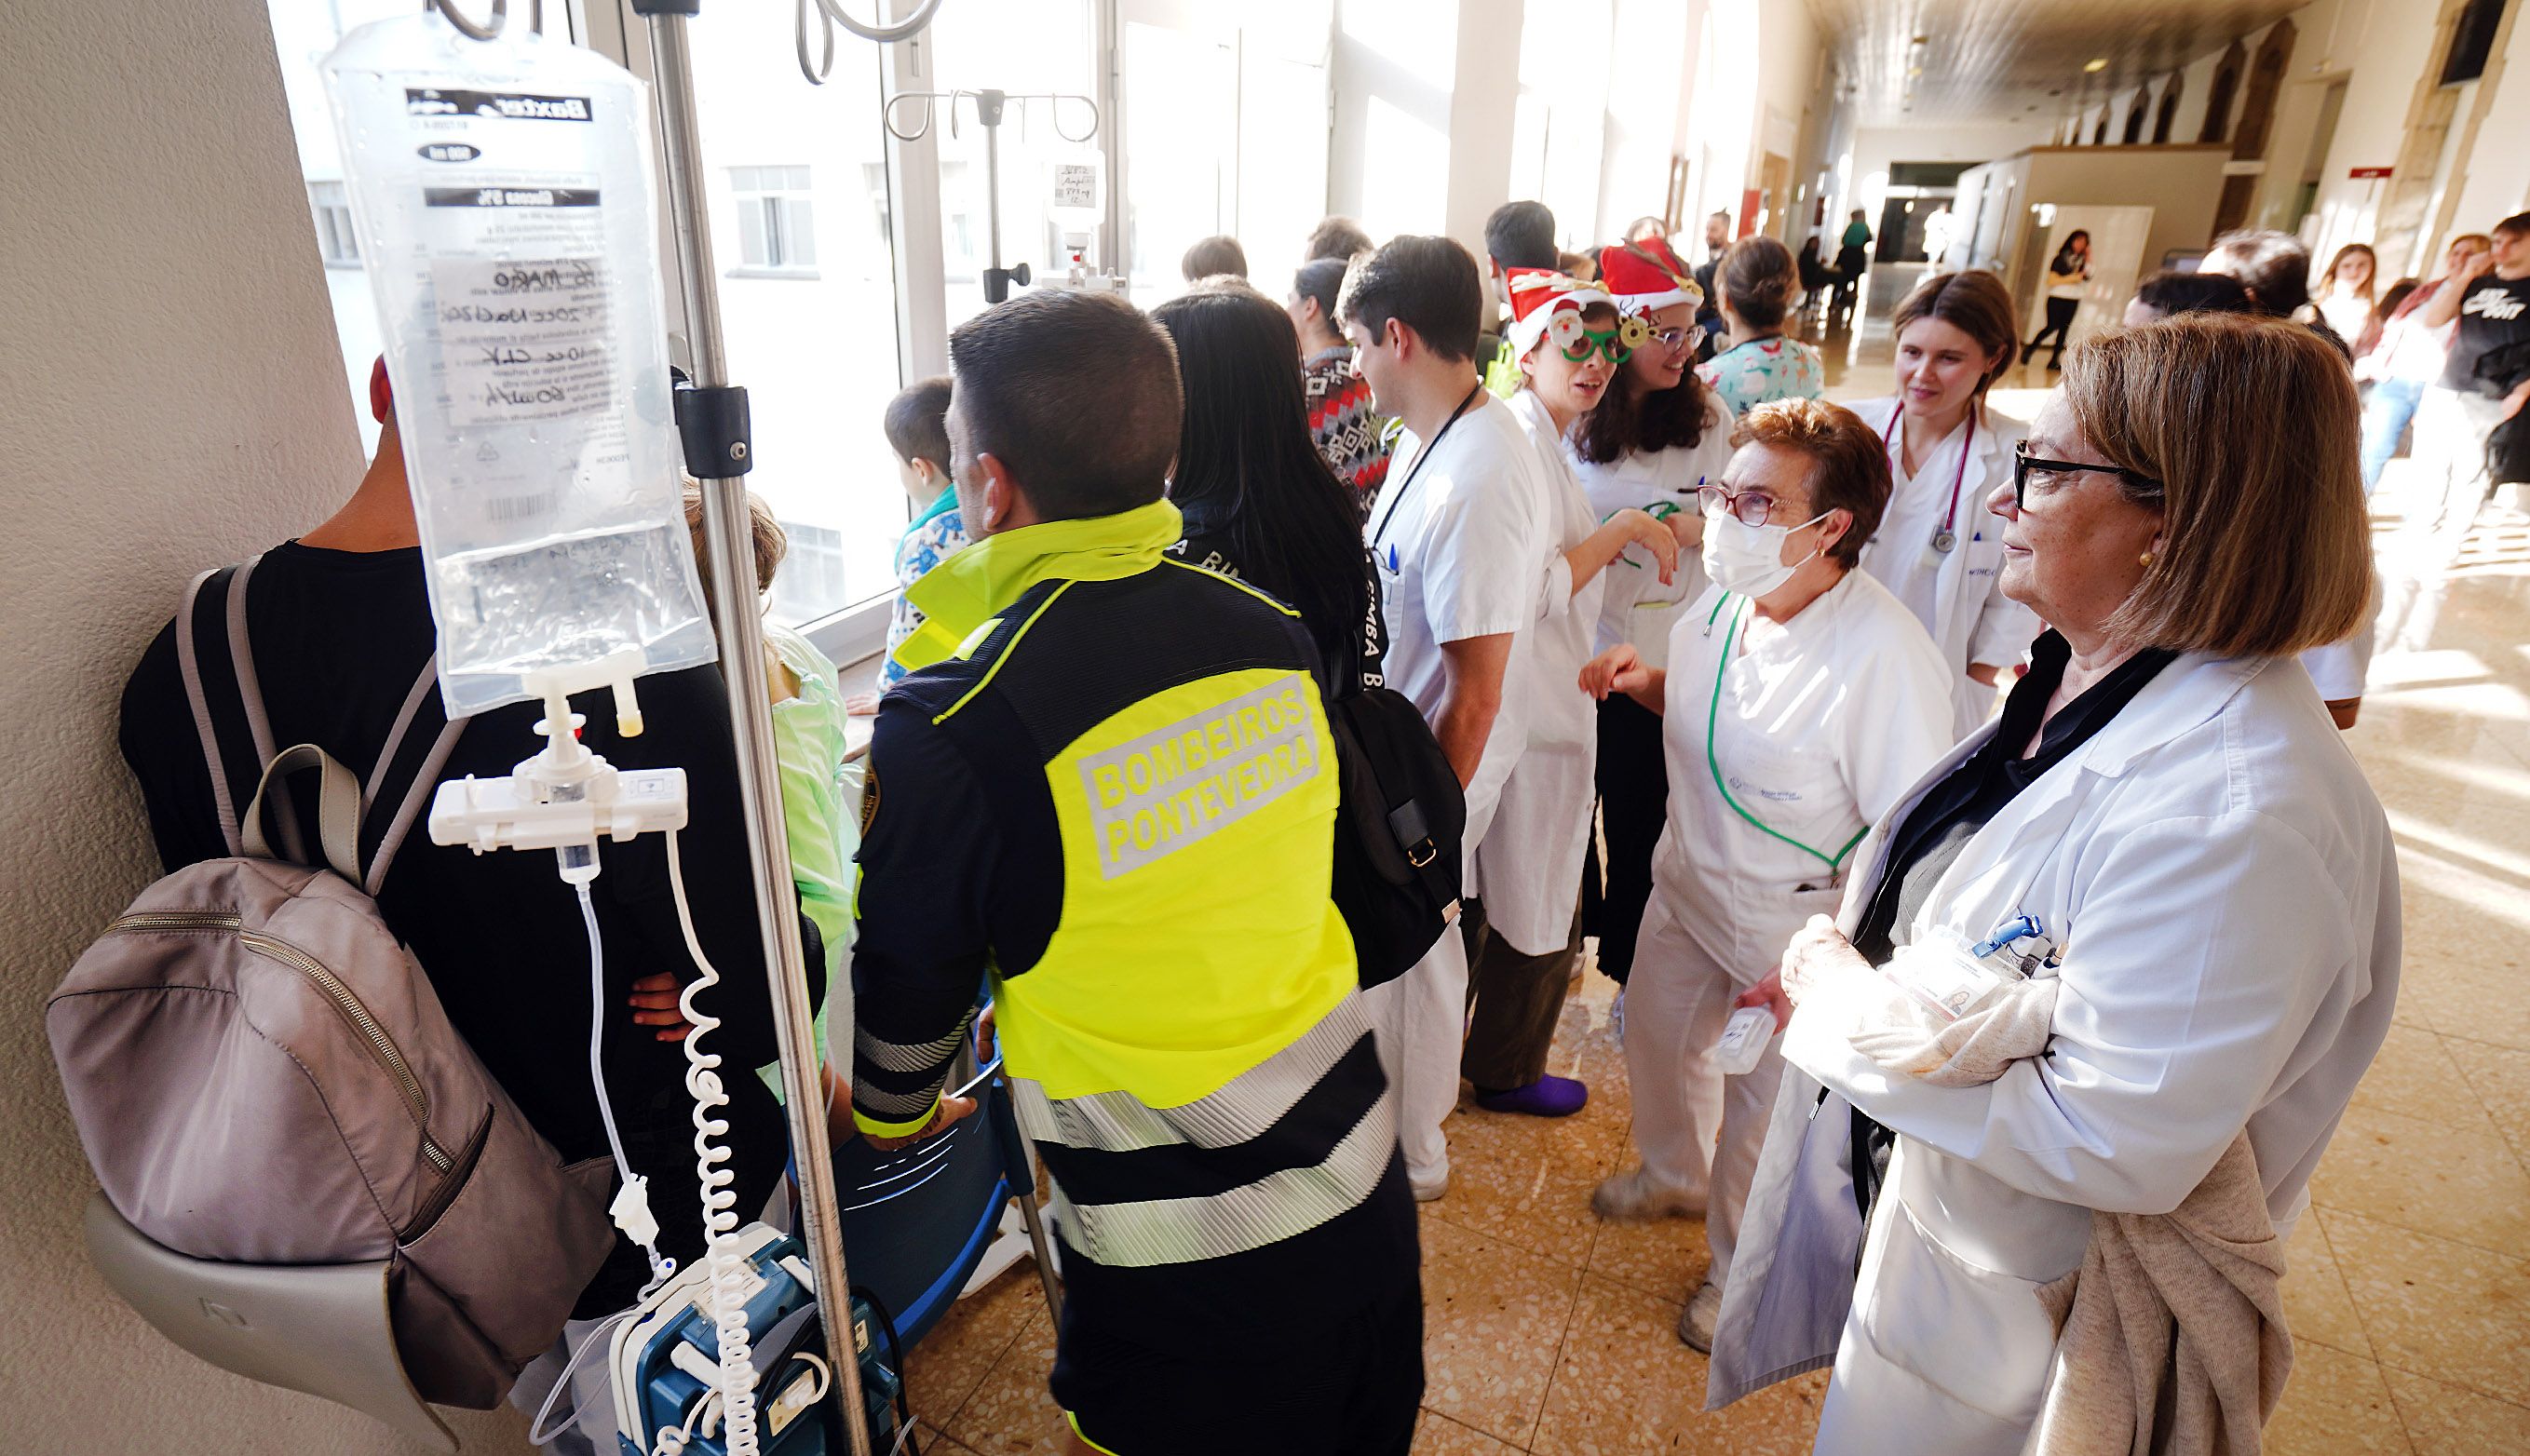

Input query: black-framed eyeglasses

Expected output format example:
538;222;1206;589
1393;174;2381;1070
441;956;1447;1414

2011;442;2163;508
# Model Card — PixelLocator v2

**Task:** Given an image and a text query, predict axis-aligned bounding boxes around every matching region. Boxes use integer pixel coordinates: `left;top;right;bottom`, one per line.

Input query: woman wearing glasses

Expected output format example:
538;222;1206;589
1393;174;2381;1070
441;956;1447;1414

1564;237;1738;991
1851;270;2040;741
1457;269;1681;1120
1707;316;2395;1455
1577;398;1953;1353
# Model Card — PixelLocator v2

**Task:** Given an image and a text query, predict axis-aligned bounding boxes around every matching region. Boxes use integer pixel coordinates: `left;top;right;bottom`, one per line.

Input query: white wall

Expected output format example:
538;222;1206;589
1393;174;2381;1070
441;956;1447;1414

0;1;529;1450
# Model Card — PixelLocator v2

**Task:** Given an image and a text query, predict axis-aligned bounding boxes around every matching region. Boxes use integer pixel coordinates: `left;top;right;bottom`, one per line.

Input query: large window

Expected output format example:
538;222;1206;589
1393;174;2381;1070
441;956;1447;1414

1509;0;1612;249
685;2;905;628
926;0;1103;329
264;1;1338;654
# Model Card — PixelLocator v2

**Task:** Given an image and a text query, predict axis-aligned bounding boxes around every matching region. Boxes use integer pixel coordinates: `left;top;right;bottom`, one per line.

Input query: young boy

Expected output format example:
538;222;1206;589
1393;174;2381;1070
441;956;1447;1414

847;375;967;714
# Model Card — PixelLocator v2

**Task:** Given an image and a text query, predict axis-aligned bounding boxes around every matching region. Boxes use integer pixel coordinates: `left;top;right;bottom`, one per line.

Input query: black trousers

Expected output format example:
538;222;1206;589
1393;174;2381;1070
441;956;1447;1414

1579;693;1669;985
2023;296;2078;362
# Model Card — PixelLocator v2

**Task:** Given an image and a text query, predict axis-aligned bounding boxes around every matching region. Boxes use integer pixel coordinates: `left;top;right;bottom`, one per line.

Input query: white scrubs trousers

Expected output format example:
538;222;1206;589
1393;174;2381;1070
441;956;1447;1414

1369;925;1469;1193
1622;896;1786;1290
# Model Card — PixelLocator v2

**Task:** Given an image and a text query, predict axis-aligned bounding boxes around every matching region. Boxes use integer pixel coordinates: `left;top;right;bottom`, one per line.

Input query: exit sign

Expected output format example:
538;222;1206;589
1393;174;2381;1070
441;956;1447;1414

2349;166;2393;179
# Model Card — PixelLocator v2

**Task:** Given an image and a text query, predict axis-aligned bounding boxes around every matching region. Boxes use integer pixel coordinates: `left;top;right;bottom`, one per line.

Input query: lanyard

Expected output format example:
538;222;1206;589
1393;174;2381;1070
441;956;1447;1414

1882;406;1976;553
1370;382;1485;557
1702;593;1869;874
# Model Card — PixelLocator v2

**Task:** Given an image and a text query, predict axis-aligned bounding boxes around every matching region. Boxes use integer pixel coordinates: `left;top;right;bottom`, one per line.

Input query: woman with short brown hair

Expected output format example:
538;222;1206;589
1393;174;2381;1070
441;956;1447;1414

1710;314;2397;1454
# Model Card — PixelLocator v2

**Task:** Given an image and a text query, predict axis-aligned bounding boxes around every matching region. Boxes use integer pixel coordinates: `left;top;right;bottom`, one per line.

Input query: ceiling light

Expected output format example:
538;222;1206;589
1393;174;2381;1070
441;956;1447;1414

2084;58;2109;73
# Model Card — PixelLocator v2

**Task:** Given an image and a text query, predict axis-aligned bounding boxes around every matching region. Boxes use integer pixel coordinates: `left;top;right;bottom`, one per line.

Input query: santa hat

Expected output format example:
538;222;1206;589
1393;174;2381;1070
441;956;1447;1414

1595;237;1703;316
1505;267;1617;357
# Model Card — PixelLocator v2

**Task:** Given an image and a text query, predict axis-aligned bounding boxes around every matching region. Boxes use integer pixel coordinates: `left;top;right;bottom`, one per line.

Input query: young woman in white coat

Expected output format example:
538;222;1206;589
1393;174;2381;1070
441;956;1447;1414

1852;270;2041;741
1707;316;2396;1453
1566;237;1735;990
1577;399;1954;1353
1464;269;1683;1118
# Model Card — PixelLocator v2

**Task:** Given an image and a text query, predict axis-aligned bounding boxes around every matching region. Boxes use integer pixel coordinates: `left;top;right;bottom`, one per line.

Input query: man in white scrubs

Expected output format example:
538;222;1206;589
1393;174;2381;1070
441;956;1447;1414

1340;236;1548;1199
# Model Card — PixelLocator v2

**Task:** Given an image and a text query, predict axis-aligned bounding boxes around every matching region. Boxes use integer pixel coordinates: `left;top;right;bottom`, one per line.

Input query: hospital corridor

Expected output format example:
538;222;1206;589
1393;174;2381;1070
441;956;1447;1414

7;1;2530;1454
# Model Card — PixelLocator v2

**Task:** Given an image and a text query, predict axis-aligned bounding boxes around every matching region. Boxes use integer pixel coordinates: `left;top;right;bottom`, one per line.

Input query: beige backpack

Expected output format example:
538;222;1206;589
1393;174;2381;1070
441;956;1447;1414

47;559;614;1408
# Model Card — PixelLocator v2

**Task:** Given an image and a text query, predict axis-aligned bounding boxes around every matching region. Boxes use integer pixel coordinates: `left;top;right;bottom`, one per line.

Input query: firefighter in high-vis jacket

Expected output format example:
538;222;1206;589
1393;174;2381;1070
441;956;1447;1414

848;290;1422;1456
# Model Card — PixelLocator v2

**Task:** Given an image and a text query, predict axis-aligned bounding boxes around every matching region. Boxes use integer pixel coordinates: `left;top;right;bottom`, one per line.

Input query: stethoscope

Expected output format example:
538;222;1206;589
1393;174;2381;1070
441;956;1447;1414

1881;404;1975;554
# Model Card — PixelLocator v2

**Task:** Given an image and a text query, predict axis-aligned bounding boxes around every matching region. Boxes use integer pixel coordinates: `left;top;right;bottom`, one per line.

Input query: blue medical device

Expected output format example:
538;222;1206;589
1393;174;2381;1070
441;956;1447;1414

610;1223;903;1456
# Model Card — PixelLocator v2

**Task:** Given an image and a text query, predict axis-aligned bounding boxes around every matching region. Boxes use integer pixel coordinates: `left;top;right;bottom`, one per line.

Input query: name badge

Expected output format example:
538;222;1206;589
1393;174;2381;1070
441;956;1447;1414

1886;926;2028;1021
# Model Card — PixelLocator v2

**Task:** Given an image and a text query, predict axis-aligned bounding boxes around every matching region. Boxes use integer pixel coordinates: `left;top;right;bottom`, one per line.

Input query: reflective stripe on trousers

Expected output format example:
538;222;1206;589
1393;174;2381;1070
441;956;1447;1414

1011;992;1395;1267
1047;1090;1396;1268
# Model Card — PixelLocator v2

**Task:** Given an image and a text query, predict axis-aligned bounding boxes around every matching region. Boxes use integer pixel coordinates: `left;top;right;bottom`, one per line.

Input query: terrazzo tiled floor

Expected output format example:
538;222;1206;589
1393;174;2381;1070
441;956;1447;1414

900;267;2530;1454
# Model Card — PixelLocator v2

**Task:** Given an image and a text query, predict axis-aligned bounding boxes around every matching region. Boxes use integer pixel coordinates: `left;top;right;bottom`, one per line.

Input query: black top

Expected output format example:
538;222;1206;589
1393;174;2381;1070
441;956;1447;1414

1167;519;1388;697
852;565;1412;1337
1844;630;2173;1227
2441;273;2530;393
119;542;798;1314
1852;631;2178;964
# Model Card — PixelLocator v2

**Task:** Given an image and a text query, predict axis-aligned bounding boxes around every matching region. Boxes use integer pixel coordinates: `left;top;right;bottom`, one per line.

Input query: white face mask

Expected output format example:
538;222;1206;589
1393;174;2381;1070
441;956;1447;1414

1702;509;1829;598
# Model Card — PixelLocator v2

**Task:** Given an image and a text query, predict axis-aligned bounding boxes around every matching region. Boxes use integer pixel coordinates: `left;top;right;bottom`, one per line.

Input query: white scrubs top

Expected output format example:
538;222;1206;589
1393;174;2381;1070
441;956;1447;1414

1851;398;2040;740
1368;392;1551;860
1566;393;1734;672
1654;572;1954;980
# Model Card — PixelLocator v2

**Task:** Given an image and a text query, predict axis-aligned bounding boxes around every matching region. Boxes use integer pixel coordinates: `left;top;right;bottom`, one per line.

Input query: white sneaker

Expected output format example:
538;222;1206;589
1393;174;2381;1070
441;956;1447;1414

1678;1280;1722;1353
1410;1166;1450;1203
1591;1167;1704;1220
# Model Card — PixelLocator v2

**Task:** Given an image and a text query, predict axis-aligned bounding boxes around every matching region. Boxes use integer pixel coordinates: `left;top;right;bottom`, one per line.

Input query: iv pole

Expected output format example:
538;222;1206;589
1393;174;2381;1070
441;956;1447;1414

630;2;873;1450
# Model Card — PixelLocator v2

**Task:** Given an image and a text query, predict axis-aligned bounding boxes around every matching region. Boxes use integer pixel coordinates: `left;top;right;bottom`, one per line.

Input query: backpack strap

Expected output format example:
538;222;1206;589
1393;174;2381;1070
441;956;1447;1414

175;568;244;857
221;555;309;865
241;744;365;883
359;659;465;896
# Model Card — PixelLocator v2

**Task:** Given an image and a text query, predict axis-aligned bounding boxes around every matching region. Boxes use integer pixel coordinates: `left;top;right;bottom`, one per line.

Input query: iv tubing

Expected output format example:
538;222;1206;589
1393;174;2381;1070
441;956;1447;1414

661;827;760;1456
580;883;674;1291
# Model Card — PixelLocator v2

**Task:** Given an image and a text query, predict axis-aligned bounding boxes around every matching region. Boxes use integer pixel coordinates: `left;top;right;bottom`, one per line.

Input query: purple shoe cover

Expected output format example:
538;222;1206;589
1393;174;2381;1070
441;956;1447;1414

1472;1074;1589;1117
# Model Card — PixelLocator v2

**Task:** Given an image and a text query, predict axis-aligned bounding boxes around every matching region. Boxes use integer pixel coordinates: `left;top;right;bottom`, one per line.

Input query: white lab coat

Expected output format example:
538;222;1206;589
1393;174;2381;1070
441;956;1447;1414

1706;652;2401;1455
1850;398;2041;740
1363;392;1553;1185
1566;394;1734;671
1468;390;1611;956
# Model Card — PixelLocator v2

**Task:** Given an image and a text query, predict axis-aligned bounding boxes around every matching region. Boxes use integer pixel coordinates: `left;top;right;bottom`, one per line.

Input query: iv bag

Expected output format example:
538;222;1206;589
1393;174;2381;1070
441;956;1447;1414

322;13;714;719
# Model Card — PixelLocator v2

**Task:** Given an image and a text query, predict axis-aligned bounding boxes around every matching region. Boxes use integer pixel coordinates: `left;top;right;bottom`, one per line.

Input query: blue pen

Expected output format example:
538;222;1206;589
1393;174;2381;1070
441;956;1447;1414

1971;914;2045;959
1385;543;1400;573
